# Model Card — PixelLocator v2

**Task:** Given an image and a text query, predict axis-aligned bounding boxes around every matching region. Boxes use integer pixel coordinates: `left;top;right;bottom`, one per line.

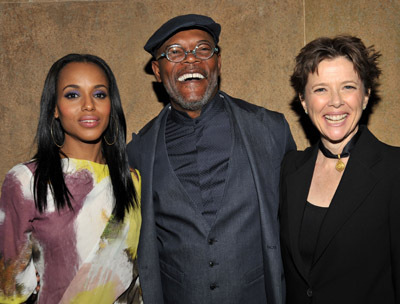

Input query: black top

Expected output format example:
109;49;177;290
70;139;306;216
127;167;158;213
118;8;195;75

165;93;231;225
299;201;328;274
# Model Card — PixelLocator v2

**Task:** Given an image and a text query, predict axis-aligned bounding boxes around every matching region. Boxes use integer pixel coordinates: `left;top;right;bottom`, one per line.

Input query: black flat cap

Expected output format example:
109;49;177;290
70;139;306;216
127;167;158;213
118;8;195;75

144;14;221;58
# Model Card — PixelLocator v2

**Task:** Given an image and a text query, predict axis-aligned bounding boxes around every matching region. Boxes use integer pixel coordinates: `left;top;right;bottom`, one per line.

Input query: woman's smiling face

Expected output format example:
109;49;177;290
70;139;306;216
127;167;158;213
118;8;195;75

301;56;369;145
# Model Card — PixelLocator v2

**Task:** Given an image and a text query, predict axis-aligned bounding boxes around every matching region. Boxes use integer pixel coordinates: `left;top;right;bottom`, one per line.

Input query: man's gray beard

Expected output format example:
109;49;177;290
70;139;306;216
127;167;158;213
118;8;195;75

164;74;219;111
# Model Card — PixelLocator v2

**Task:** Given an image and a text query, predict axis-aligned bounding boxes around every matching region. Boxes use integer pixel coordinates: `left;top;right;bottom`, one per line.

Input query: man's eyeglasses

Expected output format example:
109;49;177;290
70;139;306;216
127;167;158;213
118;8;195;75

156;42;219;63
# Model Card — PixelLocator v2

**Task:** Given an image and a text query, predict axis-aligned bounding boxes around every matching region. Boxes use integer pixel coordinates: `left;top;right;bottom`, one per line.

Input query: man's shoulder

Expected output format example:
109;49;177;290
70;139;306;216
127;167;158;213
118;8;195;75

137;115;161;136
126;106;169;164
221;91;296;153
221;91;284;122
132;105;170;139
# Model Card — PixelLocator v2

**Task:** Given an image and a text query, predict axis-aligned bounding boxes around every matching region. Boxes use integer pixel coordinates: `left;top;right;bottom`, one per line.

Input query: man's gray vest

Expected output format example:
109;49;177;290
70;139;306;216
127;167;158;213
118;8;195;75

152;115;268;304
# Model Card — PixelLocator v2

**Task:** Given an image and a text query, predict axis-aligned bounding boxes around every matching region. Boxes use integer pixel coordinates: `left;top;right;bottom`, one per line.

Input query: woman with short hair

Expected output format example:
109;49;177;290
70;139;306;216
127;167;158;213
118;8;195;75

280;36;400;303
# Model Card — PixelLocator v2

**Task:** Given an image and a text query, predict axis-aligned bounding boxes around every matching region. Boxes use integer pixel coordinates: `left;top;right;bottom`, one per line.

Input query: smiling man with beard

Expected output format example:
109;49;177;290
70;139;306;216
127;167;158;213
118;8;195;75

127;14;296;304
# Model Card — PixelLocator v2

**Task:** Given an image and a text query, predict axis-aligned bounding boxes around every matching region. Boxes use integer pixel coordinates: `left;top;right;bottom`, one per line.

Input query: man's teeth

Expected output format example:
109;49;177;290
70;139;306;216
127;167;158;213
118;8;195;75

324;114;347;121
178;73;205;82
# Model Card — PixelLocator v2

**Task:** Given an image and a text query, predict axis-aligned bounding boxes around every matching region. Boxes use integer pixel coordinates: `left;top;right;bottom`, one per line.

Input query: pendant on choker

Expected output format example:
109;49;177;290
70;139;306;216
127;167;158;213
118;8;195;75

335;154;345;172
318;129;362;173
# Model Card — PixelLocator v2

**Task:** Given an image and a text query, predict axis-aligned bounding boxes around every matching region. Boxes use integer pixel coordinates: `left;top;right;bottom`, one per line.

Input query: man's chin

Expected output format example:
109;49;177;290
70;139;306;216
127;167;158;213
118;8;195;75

166;81;218;112
173;98;209;111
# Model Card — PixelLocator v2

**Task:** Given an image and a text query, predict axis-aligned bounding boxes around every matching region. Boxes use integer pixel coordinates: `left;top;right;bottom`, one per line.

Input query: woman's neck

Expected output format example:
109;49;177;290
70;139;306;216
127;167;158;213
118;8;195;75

320;126;359;155
60;141;105;164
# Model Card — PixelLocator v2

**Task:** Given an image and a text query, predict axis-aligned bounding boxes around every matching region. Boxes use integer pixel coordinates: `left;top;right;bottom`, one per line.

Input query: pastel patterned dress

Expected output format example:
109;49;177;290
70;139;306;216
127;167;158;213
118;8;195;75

0;158;141;304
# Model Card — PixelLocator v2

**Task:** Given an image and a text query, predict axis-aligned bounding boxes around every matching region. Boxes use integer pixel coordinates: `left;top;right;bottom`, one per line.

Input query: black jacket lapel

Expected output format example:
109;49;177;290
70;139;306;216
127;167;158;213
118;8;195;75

285;145;318;281
312;128;382;267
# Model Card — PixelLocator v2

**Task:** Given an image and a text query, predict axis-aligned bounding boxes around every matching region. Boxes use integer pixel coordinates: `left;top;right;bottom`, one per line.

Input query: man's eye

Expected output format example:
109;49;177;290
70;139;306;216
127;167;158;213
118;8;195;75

168;48;183;55
198;44;212;51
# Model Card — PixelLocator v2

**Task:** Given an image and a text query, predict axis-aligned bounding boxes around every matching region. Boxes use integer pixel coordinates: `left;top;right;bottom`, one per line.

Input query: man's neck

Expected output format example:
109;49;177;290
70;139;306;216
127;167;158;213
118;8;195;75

170;91;219;119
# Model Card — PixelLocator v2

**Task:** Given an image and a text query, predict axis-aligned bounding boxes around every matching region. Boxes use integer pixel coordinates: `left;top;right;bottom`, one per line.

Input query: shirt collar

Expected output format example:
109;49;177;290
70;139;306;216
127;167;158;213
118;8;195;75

169;92;224;126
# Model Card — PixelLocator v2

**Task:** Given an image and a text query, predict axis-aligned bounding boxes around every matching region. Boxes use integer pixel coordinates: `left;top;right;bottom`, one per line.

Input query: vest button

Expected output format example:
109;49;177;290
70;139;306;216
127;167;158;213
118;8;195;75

307;288;313;297
209;261;215;267
208;238;216;245
210;283;218;290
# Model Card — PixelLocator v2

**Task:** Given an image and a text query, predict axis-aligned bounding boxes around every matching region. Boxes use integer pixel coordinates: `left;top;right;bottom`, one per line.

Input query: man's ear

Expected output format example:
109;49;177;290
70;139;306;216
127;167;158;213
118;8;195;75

152;60;162;82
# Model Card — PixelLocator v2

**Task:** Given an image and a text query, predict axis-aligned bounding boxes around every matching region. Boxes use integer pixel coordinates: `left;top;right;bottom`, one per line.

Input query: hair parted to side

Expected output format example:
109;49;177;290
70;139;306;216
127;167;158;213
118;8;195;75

33;53;137;221
290;35;382;100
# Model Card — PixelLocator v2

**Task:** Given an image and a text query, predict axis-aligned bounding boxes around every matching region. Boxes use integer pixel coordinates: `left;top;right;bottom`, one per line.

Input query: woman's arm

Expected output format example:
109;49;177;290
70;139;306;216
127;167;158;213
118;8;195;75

0;164;38;302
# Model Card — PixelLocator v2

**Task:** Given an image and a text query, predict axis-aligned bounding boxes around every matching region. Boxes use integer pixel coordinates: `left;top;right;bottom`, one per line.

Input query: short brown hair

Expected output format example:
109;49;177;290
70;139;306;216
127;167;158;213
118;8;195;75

290;35;381;99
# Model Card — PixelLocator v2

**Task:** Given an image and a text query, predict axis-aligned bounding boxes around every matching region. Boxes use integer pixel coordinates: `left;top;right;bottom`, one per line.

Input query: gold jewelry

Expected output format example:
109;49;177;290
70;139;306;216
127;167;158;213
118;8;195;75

319;128;363;173
335;154;345;172
51;118;64;148
103;117;118;146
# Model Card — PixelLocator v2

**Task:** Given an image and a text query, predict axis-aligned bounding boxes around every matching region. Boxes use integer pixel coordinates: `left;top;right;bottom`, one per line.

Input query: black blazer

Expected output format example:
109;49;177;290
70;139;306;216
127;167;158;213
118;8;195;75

280;126;400;304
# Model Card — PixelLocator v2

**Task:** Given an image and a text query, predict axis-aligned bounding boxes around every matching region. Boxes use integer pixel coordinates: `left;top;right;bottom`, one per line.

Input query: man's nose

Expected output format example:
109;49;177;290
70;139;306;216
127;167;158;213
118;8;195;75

183;50;200;63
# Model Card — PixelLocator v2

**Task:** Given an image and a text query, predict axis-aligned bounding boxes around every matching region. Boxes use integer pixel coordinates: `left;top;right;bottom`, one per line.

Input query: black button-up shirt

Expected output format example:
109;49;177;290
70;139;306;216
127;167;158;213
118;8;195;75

165;93;232;225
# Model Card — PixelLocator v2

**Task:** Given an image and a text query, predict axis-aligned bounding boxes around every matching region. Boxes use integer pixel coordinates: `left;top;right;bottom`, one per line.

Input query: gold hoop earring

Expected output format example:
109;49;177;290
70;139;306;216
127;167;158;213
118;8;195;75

104;117;118;146
51;118;64;148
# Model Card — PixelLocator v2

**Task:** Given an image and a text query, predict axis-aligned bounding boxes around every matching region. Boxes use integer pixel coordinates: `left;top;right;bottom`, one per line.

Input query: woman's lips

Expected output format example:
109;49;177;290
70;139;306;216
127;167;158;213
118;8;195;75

79;116;100;128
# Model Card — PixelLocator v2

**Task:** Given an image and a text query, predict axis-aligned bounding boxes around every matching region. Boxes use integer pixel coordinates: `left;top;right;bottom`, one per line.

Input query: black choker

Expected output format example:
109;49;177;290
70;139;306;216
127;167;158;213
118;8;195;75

318;129;362;172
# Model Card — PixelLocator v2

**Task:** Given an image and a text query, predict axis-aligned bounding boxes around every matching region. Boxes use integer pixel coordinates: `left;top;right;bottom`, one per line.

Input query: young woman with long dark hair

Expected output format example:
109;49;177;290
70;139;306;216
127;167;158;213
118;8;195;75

0;54;141;303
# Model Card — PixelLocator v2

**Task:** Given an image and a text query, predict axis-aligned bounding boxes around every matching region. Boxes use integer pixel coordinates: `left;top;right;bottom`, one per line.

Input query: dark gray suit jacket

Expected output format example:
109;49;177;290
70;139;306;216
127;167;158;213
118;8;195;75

127;91;296;304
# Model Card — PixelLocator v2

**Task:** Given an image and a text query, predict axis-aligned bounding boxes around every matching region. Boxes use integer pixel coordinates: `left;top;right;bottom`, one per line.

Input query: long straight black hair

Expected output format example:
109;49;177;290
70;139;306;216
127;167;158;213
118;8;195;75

33;53;137;221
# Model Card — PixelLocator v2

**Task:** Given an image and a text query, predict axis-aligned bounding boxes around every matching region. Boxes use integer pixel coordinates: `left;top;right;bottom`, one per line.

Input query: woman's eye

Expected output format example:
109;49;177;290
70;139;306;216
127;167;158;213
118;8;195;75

344;85;356;90
94;91;107;99
64;92;79;99
314;88;326;93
